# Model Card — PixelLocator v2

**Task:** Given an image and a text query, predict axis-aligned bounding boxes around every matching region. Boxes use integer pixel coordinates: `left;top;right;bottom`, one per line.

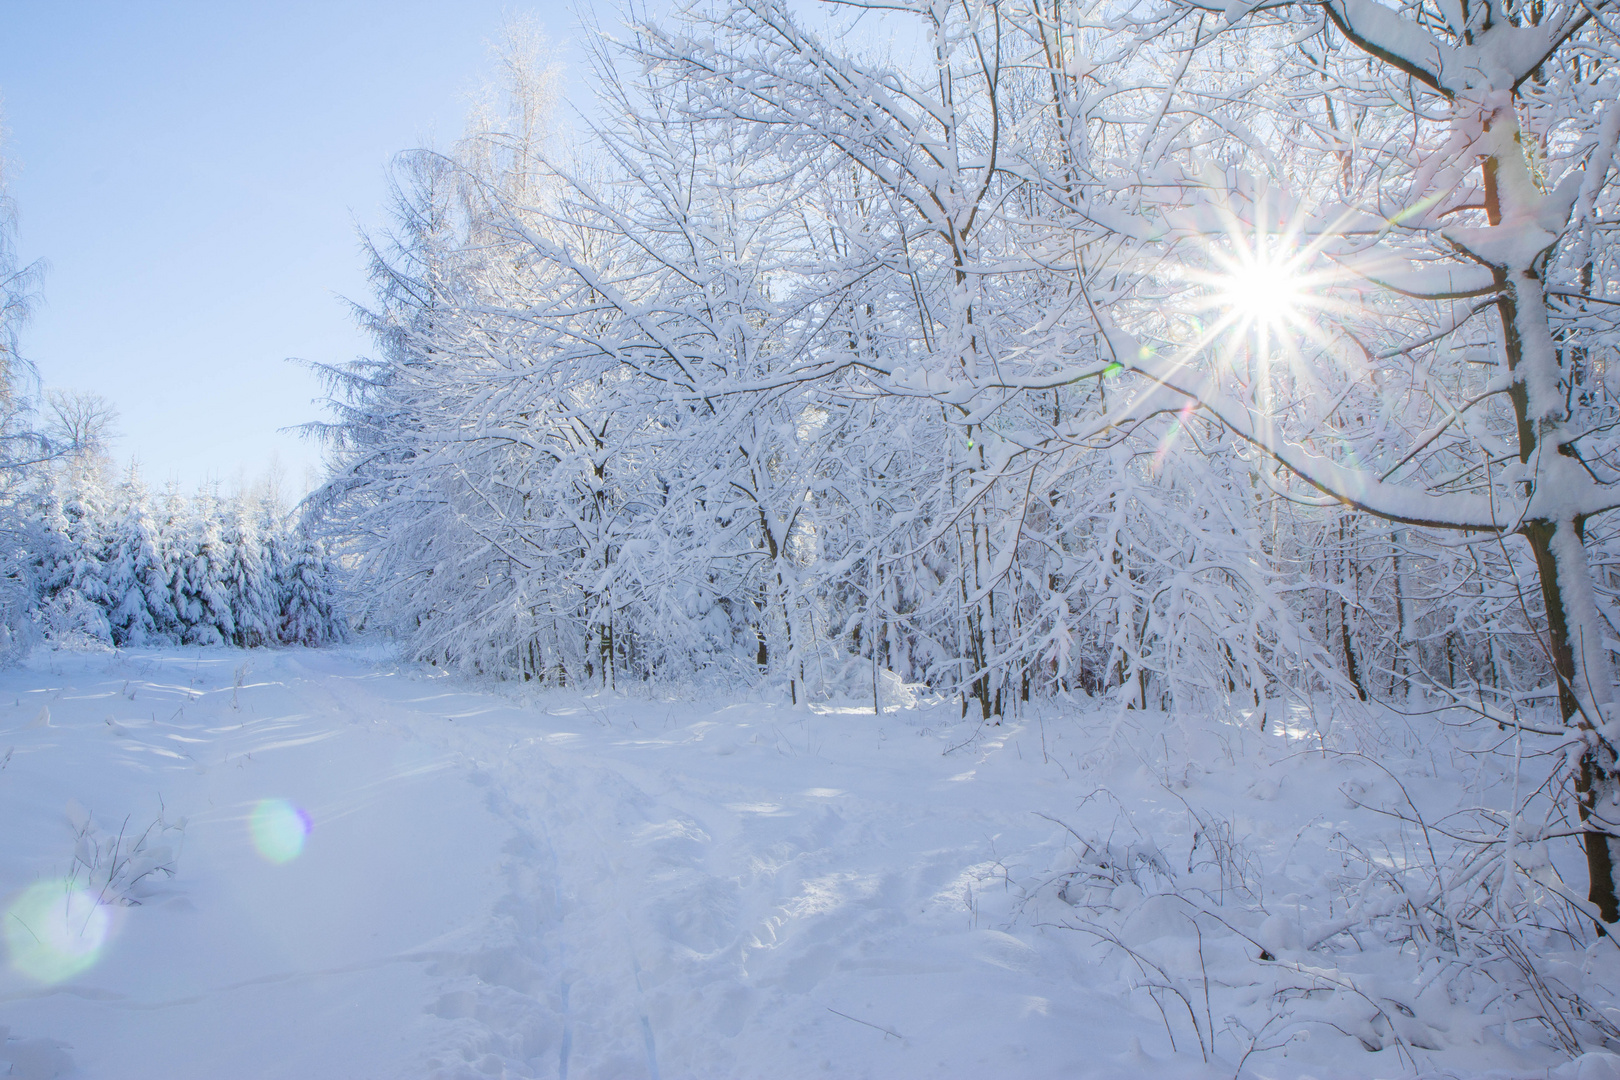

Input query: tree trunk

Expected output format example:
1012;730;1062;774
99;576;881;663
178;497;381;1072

1524;518;1620;923
1478;108;1620;923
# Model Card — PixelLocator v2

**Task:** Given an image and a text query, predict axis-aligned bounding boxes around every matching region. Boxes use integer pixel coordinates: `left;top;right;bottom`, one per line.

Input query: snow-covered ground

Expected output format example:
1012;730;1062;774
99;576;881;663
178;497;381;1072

0;647;1615;1079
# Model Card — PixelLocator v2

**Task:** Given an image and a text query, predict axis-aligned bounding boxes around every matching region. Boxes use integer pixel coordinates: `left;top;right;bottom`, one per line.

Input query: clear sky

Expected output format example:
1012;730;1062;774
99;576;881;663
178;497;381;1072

0;0;596;494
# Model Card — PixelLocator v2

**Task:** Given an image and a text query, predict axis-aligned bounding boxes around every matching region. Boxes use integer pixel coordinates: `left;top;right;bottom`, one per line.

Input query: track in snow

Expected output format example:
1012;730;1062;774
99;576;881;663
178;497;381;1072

0;648;1109;1079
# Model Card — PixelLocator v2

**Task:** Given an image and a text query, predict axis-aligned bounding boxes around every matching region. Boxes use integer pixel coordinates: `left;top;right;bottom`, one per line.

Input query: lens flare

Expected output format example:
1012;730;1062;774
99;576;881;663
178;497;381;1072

251;799;312;863
5;880;111;983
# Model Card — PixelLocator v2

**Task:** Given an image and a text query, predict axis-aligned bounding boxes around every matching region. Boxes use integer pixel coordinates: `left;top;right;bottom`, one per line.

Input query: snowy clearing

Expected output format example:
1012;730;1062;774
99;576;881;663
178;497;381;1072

0;647;1616;1079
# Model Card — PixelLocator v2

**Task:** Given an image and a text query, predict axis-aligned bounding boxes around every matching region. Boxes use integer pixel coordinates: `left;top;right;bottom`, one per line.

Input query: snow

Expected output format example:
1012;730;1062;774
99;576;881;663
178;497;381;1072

0;648;1104;1078
0;646;1614;1079
0;650;503;1079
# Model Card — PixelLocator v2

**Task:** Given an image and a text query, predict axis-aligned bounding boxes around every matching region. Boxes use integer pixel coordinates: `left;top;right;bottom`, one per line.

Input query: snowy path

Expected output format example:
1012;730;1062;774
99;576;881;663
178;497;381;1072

0;648;1116;1079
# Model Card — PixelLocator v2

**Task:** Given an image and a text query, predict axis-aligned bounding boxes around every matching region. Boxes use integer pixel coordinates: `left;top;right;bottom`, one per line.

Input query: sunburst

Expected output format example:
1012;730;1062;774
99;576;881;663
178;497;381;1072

1204;227;1322;339
1147;198;1345;467
1220;251;1307;329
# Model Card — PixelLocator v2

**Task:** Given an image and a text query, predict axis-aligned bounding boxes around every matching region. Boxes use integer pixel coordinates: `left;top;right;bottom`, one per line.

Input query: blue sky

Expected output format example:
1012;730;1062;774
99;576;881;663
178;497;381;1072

1;1;596;493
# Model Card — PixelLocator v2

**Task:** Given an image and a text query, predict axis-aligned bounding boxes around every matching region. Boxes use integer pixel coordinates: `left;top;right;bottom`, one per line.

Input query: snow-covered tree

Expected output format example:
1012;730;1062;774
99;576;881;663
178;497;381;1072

22;470;338;651
102;468;170;646
279;529;344;647
36;458;115;645
0;140;46;652
219;499;280;647
309;8;1335;726
1073;0;1620;921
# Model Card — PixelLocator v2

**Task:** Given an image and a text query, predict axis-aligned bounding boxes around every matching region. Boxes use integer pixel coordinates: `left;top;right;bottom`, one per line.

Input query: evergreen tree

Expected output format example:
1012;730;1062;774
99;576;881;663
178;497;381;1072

152;482;193;641
220;498;278;646
280;530;343;647
37;459;114;645
172;492;231;646
103;470;167;646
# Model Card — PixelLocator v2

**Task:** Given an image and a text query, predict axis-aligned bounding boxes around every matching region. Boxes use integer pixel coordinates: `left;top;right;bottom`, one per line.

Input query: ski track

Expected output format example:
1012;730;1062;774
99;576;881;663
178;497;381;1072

0;647;1141;1079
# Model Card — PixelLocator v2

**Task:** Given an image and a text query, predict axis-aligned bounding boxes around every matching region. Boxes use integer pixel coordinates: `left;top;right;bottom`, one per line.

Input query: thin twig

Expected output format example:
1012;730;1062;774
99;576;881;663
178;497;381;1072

826;1007;902;1040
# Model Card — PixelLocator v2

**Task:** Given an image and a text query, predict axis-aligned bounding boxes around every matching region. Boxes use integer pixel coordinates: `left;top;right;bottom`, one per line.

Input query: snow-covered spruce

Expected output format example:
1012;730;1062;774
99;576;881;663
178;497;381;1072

26;463;345;650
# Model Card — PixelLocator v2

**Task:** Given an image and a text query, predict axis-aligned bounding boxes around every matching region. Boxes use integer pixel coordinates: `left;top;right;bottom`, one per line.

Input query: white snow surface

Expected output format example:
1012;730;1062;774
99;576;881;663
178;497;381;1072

0;647;1611;1079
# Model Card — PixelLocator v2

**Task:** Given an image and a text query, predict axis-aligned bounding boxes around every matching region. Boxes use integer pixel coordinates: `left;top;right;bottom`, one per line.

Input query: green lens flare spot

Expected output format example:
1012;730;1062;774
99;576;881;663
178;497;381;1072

1104;362;1123;377
251;799;312;864
5;879;111;984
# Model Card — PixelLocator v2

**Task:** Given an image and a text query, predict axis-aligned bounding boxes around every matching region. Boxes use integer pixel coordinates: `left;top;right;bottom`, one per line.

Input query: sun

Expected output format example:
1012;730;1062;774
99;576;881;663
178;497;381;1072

1182;196;1330;343
1219;255;1307;329
1171;197;1343;373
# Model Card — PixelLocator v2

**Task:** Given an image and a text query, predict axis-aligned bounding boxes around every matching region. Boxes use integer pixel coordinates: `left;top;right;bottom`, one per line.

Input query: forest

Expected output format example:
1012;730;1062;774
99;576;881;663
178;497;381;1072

0;410;345;653
3;0;1620;1073
311;0;1620;915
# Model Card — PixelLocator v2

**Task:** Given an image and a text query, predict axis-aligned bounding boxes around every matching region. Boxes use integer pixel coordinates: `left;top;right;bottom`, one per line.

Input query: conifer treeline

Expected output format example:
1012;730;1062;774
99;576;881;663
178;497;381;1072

24;462;345;650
